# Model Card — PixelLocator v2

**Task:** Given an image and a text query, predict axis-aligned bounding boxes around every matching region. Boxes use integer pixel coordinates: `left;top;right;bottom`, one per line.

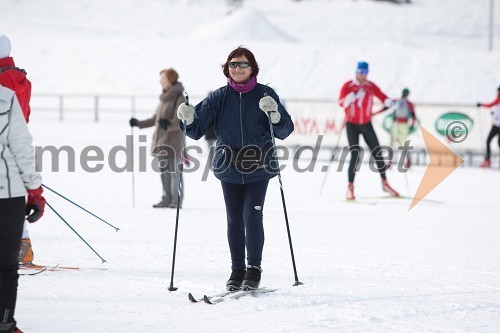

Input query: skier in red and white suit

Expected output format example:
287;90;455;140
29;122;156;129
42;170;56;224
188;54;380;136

338;61;399;200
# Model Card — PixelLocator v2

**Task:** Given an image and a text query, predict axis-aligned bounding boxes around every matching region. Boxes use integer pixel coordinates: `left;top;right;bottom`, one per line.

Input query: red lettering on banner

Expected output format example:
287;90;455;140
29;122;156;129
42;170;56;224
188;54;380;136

301;118;311;133
294;117;320;135
324;118;338;134
310;119;319;134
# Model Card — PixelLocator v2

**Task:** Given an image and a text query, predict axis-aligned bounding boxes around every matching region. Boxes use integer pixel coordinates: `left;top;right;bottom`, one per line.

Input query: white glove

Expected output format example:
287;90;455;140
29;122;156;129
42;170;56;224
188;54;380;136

177;104;195;126
384;98;394;108
259;96;281;124
259;96;278;112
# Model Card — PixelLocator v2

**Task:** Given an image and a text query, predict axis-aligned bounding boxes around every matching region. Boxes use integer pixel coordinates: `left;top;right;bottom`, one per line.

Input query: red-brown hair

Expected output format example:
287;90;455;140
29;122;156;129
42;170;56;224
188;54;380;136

159;68;179;84
222;46;259;78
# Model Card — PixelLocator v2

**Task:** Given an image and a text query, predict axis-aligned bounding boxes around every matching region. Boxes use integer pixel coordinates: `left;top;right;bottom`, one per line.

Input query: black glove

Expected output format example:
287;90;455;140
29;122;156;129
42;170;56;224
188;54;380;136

158;118;170;130
476;102;482;107
129;118;139;127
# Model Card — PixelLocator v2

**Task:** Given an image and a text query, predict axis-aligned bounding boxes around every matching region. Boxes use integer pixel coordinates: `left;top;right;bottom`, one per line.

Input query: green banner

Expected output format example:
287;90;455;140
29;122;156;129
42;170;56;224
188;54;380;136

434;112;473;137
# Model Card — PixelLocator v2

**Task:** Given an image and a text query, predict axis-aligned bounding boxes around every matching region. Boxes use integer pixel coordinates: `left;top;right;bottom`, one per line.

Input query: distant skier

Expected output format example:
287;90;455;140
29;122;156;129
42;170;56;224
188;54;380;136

390;88;416;168
177;47;294;290
129;68;185;208
476;85;500;168
0;34;37;265
338;61;399;200
0;86;45;333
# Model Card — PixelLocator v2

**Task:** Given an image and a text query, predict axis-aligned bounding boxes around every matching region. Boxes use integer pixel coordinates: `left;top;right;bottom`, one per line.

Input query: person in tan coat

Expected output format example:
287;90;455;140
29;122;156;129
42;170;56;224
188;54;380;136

130;68;185;208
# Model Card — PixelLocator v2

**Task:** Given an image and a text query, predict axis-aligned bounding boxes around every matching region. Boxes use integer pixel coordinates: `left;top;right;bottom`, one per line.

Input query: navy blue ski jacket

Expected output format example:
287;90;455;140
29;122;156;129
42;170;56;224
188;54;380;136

183;83;294;184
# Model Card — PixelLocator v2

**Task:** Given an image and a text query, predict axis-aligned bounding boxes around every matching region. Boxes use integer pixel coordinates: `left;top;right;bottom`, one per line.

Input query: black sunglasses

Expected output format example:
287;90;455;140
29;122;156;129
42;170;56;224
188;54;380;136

229;61;250;69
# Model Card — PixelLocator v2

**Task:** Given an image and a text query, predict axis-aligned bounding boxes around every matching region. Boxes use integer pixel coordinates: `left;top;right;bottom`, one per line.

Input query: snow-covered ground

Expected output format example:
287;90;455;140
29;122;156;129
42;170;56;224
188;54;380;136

18;111;500;332
1;0;500;331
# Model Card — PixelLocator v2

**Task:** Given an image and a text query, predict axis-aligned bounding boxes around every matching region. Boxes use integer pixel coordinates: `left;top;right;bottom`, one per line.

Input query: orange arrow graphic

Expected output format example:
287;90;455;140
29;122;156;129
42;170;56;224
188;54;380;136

409;126;464;211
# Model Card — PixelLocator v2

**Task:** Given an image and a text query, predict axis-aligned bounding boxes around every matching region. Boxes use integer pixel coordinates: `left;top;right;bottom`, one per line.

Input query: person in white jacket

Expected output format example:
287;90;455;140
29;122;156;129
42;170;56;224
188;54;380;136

0;85;45;333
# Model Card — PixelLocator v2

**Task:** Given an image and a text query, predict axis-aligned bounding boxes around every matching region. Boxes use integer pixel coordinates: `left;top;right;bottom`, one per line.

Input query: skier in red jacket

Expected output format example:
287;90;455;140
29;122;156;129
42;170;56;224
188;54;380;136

477;85;500;168
390;88;417;169
0;35;31;122
339;61;399;200
0;34;37;266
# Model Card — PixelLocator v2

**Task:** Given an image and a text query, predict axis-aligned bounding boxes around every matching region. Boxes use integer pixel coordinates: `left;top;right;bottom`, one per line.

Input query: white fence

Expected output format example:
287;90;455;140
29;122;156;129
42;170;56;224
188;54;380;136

31;93;164;122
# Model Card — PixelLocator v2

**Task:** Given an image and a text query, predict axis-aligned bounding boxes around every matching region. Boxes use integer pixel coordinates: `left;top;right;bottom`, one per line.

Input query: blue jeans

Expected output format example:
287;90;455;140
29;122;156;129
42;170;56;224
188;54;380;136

221;180;269;271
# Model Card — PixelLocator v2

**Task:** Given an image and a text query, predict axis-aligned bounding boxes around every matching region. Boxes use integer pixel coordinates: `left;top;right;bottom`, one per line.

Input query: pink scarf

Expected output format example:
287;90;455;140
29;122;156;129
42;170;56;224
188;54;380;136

227;76;257;94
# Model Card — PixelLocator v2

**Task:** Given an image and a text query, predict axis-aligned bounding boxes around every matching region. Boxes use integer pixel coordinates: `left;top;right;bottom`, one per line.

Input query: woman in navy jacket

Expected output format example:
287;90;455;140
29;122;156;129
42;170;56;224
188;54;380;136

178;47;294;290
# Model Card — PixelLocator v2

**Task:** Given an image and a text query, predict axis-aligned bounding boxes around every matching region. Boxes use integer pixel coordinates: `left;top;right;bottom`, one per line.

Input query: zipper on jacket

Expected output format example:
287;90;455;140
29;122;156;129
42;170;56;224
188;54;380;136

1;97;14;197
0;145;11;197
239;93;244;184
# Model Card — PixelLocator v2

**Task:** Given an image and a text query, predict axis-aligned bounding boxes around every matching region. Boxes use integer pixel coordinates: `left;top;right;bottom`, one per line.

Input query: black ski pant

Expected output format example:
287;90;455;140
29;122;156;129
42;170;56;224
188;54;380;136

485;125;500;160
346;122;387;183
0;197;25;329
221;180;269;271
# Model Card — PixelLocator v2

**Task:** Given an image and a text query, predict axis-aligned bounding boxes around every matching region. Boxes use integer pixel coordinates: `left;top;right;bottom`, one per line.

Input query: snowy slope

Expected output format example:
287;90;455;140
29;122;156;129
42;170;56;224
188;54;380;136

0;0;499;103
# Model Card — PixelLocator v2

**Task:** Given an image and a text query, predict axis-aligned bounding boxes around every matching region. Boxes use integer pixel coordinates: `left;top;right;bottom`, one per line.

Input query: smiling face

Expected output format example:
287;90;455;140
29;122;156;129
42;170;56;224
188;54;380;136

229;56;253;84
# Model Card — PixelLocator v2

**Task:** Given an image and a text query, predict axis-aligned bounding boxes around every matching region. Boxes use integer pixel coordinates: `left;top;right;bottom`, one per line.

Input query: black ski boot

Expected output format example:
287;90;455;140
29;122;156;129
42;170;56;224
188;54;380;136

226;269;246;291
241;265;262;290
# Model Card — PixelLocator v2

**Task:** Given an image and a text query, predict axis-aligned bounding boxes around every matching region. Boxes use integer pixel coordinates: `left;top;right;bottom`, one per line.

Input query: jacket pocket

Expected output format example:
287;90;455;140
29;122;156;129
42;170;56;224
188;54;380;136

231;145;263;173
213;145;232;174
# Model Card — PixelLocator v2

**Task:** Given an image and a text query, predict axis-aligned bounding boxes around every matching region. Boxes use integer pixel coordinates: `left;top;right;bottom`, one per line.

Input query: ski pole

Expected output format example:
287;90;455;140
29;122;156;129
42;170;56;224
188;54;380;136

131;125;136;208
319;118;346;195
41;184;120;232
371;106;390;116
168;91;189;292
266;105;303;287
394;137;411;194
46;201;107;264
